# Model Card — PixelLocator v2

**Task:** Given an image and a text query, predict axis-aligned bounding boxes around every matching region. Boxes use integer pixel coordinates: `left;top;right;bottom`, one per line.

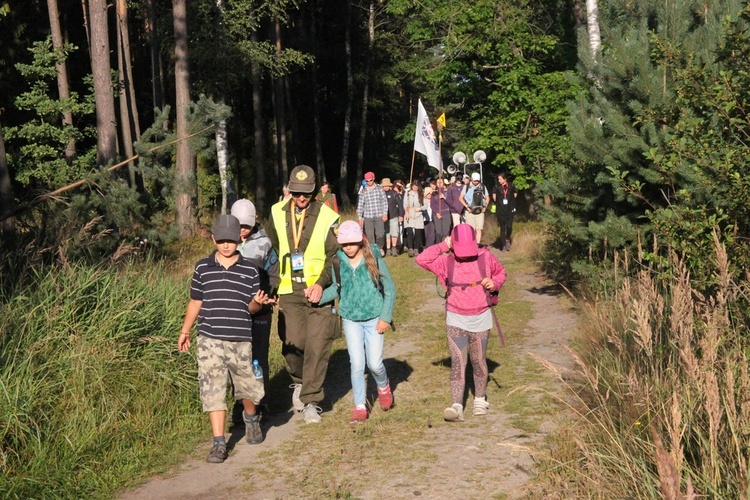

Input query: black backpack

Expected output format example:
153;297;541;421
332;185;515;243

470;184;485;214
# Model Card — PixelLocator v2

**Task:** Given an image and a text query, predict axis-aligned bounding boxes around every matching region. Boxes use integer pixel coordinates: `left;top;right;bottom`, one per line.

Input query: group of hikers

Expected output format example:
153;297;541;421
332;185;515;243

354;170;519;257
178;165;509;464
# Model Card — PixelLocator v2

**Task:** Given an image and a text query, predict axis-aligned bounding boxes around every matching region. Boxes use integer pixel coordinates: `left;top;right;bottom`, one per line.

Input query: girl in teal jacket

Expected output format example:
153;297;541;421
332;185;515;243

321;220;396;423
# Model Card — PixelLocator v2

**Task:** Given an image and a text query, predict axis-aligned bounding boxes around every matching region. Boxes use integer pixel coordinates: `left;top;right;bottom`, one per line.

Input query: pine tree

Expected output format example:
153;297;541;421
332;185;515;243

542;0;745;280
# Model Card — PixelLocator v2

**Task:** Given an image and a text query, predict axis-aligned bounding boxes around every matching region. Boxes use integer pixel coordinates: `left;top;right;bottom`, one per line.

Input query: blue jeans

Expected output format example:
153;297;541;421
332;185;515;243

343;317;389;407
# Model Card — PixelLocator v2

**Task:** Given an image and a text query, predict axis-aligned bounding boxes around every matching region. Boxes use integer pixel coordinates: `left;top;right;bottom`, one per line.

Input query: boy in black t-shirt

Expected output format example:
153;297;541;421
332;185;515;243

178;214;274;463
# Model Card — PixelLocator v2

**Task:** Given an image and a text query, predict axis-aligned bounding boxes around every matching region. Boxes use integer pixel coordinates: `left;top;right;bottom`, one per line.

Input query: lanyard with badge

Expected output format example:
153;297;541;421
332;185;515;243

502;185;509;205
290;209;306;271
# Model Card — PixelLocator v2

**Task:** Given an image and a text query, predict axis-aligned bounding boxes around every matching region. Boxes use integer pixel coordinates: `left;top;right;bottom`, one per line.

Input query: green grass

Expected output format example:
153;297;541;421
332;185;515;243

0;259;206;498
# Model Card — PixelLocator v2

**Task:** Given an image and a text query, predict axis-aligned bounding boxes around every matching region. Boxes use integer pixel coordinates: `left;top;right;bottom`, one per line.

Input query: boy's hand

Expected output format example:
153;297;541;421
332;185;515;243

252;289;274;305
444;236;452;249
178;332;191;352
481;277;495;291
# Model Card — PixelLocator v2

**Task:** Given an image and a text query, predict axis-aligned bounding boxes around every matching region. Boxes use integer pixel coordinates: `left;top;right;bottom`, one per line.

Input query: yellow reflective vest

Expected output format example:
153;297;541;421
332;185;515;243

271;200;340;295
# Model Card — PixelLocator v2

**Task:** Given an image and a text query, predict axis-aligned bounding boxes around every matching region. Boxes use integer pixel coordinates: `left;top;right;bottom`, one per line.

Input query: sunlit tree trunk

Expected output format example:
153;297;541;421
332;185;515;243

117;17;136;187
88;0;117;166
116;0;140;140
338;1;353;207
0;121;15;235
251;28;267;212
47;0;76;163
173;0;196;237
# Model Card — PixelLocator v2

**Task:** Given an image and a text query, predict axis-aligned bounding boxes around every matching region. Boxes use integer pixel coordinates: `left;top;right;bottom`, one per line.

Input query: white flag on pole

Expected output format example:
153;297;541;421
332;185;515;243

414;99;442;170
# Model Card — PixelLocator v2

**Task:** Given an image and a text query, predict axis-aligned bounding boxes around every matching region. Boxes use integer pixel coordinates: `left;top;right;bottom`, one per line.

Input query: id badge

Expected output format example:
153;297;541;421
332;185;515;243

502;199;509;205
291;251;304;271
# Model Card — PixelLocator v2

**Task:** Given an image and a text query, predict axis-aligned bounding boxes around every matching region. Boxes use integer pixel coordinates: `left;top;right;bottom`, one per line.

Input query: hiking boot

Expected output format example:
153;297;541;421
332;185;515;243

505;240;511;252
302;403;322;423
443;403;464;422
206;442;228;463
350;407;368;424
244;411;264;444
377;382;393;411
473;396;490;416
290;383;304;412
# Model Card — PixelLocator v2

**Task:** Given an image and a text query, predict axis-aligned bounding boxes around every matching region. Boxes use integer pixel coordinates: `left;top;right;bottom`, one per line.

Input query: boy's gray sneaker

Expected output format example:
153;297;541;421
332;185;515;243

473;396;490;416
443;403;464;422
207;443;227;463
290;383;304;412
244;411;263;444
302;403;322;423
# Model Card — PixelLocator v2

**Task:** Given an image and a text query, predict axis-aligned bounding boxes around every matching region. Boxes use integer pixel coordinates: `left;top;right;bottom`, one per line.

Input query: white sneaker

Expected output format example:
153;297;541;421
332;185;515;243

290;383;304;412
443;403;464;422
302;404;322;423
473;396;490;416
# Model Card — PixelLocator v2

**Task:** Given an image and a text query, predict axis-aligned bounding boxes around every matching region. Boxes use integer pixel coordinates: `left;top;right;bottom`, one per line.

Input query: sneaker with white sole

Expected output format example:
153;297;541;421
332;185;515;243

473;396;490;416
290;383;304;412
443;403;464;422
302;403;322;423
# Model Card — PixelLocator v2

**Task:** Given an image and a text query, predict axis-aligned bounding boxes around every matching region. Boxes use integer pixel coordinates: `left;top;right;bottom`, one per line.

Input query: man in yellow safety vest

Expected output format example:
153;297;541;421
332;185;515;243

268;165;340;423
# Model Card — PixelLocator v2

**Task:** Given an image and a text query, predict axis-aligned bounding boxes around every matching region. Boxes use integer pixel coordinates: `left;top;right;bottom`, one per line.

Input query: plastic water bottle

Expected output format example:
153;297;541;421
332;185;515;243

252;359;263;380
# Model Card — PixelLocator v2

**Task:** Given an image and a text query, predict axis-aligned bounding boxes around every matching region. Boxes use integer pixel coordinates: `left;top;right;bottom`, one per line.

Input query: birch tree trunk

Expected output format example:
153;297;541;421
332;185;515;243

173;0;196;237
355;0;375;186
251;28;267;213
215;0;232;214
88;0;117;167
47;0;76;163
338;1;353;207
586;0;601;61
0;121;15;234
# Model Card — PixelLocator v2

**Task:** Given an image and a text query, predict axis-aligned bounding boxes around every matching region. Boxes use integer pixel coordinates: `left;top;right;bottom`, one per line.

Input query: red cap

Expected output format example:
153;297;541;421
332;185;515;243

364;171;375;181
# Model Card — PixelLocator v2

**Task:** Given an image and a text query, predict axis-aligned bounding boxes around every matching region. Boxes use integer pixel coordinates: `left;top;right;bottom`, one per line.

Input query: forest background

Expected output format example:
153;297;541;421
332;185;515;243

2;0;750;497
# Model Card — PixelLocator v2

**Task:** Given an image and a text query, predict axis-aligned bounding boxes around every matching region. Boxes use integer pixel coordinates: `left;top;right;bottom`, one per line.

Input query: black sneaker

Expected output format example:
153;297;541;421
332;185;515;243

244;411;264;444
207;442;227;463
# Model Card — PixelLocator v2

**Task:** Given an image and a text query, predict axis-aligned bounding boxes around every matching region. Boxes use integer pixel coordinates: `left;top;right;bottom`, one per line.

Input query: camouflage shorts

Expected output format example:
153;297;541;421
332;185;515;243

197;335;265;412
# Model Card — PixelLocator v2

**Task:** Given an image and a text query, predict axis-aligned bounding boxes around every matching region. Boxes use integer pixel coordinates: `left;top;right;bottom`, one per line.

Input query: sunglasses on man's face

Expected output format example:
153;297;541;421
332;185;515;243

291;192;310;198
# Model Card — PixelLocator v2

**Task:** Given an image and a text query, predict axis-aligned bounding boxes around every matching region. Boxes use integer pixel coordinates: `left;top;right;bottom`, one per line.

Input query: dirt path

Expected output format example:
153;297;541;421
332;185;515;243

121;246;579;499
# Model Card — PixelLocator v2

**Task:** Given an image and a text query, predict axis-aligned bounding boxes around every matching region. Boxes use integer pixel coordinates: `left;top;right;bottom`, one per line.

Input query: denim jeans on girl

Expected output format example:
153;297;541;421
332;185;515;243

343;317;388;407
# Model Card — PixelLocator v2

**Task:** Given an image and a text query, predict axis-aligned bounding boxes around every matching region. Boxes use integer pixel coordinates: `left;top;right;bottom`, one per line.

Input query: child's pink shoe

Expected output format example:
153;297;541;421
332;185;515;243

377;382;393;411
350;407;368;424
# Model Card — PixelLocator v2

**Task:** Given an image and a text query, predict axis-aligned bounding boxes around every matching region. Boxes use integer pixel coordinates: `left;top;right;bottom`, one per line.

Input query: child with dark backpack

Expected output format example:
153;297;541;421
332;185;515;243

320;220;397;423
415;223;507;422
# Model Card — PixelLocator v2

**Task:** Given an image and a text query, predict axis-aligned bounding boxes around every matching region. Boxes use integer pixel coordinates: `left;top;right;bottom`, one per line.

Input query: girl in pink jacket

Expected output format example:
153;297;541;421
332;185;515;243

415;224;507;421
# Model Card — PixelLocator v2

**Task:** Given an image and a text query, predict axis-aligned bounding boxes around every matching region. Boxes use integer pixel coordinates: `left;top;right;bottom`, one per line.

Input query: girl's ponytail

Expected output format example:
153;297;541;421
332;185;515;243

360;235;381;285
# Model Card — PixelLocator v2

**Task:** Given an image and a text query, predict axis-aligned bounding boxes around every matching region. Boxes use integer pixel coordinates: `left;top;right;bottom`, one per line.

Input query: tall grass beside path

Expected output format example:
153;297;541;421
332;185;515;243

0;260;204;498
542;234;750;497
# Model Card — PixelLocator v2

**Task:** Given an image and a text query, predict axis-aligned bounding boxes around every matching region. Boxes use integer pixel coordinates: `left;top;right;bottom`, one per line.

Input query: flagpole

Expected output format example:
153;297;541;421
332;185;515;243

409;148;416;185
